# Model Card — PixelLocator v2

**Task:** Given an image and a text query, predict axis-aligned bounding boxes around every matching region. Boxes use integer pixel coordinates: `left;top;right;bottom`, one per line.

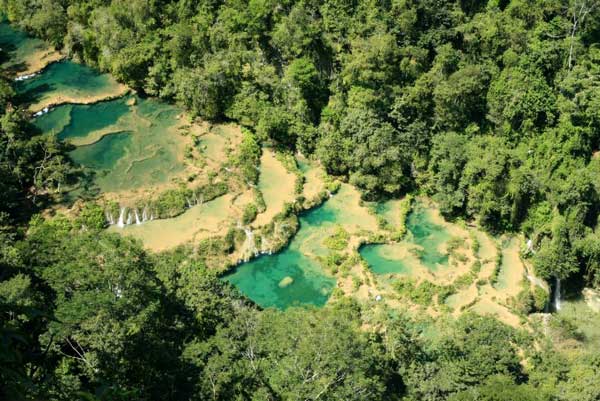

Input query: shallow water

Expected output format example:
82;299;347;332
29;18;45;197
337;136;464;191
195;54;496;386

494;237;524;297
224;248;335;309
224;184;376;309
15;61;125;110
109;195;234;251
70;131;132;171
36;95;188;193
406;204;450;270
0;22;54;74
360;202;450;275
224;204;339;310
359;244;412;275
253;150;296;226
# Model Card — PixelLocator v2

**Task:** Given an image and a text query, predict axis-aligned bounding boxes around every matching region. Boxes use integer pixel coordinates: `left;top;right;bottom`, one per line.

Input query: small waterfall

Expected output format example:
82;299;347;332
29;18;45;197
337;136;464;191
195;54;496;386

142;207;149;222
240;223;258;261
244;228;254;261
526;238;535;254
186;198;192;208
554;277;562;311
126;212;133;225
105;211;115;225
14;72;36;81
117;207;126;228
135;209;141;225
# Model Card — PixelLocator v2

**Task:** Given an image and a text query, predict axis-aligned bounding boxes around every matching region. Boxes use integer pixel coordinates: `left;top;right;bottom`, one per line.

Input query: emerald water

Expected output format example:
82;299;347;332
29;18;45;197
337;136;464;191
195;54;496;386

360;202;451;275
69;132;133;171
5;20;458;308
224;205;339;310
407;205;451;268
16;60;125;110
35;95;188;194
360;244;412;275
224;185;377;309
0;21;52;74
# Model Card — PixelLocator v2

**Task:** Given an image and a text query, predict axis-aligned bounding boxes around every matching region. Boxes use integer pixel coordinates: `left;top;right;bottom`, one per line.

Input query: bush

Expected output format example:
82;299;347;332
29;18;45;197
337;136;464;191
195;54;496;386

77;203;106;230
533;286;549;311
392;195;413;240
236;129;261;184
323;226;350;251
242;203;258;225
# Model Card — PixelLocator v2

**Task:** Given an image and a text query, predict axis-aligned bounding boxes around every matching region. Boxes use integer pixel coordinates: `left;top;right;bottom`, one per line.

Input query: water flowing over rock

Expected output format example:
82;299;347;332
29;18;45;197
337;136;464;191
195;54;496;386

117;207;126;228
126;212;133;225
15;72;36;81
526;238;535;254
105;211;115;225
135;209;141;225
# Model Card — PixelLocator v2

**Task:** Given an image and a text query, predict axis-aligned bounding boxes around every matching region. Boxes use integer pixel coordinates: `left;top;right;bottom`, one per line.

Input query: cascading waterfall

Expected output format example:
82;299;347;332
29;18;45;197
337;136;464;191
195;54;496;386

117;207;126;228
237;221;259;261
111;205;155;227
15;72;36;81
554;277;562;311
243;227;259;261
105;211;115;225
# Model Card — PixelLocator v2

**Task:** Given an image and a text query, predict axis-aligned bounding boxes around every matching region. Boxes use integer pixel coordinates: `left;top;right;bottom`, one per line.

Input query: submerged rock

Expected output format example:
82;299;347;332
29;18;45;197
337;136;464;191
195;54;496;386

278;276;294;288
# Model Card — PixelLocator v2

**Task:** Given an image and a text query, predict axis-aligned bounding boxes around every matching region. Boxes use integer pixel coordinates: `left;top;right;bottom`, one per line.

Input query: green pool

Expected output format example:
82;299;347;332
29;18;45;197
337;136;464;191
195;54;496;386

35;95;187;193
360;202;451;275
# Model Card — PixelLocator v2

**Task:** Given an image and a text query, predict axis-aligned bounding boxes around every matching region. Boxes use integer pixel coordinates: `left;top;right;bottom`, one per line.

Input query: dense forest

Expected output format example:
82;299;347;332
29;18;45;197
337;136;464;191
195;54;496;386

2;0;600;399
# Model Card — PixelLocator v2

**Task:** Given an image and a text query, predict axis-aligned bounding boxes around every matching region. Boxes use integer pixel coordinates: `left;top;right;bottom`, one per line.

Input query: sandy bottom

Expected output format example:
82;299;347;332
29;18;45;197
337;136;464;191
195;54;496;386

253;150;297;227
301;162;327;201
192;122;242;172
29;86;129;113
108;195;236;251
19;50;63;76
471;298;521;328
496;237;526;298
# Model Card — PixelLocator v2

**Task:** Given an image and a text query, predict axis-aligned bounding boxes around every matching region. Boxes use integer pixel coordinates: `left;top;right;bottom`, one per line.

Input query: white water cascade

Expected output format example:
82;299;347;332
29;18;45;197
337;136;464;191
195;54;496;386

554;277;562;311
117;207;126;228
105;211;115;225
135;209;141;225
126;211;133;225
15;72;36;81
244;227;259;260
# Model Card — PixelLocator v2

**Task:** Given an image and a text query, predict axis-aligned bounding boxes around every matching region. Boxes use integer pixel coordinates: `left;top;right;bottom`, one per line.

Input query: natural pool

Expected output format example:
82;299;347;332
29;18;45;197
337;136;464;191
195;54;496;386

16;60;126;111
360;202;451;275
35;95;189;194
0;21;62;75
5;20;462;310
0;19;189;197
224;184;377;309
108;195;236;251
